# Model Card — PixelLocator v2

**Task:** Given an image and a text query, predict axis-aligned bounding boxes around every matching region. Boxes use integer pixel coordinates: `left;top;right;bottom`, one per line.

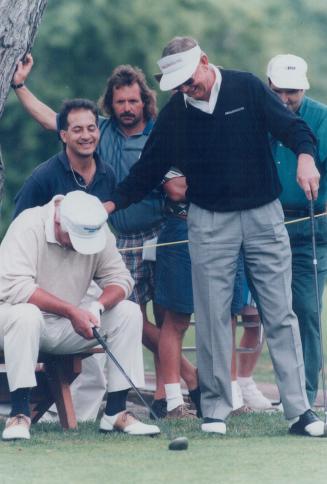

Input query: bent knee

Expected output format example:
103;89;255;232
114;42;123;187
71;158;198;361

5;303;43;332
104;300;142;332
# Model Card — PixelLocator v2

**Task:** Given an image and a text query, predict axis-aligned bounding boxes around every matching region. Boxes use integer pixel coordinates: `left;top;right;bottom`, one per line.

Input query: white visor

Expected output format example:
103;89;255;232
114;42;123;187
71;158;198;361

157;44;201;91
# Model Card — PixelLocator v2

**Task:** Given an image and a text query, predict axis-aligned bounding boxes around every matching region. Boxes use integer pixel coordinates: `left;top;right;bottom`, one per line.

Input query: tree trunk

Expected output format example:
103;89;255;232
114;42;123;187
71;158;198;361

0;148;4;207
0;0;47;204
0;0;48;118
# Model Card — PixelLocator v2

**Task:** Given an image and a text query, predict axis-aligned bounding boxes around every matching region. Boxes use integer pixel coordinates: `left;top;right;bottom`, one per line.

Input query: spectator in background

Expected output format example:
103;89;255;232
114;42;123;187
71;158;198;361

267;54;327;406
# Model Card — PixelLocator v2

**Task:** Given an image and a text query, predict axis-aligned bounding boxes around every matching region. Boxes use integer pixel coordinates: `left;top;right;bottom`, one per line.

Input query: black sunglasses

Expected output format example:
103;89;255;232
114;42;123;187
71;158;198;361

176;76;195;91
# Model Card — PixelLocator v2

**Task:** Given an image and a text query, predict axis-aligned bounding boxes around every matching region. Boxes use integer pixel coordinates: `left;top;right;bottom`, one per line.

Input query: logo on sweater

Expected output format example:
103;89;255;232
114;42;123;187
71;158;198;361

225;107;245;115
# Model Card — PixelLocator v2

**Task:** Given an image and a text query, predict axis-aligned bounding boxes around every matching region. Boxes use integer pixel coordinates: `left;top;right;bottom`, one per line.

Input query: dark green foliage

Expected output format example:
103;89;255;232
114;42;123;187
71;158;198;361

1;0;326;236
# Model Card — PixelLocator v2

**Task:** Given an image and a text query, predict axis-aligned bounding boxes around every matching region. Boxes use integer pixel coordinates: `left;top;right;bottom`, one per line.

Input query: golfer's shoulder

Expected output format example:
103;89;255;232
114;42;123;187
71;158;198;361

157;93;186;126
221;68;262;89
3;206;46;246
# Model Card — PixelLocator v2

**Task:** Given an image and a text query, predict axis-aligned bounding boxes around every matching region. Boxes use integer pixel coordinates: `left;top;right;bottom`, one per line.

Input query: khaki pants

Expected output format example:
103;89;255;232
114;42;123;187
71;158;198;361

0;299;144;393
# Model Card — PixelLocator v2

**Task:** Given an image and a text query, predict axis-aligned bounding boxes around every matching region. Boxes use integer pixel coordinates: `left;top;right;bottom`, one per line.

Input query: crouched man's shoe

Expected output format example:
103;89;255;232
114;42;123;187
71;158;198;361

2;414;31;441
289;409;326;437
100;411;160;435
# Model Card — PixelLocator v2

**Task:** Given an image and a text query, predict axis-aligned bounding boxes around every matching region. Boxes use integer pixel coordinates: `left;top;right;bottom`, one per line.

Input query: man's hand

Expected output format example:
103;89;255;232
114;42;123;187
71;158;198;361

12;53;34;84
88;301;104;327
103;201;116;214
68;306;99;340
296;154;320;200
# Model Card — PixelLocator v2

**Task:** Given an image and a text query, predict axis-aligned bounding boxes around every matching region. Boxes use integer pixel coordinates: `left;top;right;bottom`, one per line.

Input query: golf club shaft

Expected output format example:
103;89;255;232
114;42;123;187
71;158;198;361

309;200;327;422
92;326;160;421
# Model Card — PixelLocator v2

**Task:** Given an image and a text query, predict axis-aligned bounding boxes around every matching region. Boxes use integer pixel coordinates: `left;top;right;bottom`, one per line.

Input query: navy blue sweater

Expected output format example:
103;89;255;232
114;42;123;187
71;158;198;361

111;69;316;212
14;151;115;218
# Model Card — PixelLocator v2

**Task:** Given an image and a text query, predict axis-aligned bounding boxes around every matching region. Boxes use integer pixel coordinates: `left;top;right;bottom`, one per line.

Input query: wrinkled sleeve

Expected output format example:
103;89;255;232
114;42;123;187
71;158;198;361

111;101;180;210
253;75;316;158
0;218;39;304
93;226;134;299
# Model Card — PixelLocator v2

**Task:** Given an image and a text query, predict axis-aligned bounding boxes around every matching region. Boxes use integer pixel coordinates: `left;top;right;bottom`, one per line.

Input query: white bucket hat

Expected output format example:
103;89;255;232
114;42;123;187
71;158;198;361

267;54;309;90
60;191;108;255
157;44;202;91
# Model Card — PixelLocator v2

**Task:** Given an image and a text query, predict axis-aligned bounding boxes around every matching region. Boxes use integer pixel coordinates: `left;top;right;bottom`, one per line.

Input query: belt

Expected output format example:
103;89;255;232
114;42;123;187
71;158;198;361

283;207;327;218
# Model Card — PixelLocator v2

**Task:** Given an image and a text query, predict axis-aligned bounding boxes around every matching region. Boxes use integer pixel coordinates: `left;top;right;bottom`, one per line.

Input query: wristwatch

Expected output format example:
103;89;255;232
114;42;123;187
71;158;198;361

11;82;25;90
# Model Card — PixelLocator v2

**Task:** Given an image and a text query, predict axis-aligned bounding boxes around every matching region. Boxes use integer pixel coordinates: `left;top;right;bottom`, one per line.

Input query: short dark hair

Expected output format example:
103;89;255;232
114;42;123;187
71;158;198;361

58;99;99;131
162;36;199;57
98;65;157;121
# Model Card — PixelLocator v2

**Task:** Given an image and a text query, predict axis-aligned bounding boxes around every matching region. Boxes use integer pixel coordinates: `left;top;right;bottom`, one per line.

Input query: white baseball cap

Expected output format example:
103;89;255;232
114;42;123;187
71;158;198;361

266;54;309;90
157;44;202;91
60;191;108;255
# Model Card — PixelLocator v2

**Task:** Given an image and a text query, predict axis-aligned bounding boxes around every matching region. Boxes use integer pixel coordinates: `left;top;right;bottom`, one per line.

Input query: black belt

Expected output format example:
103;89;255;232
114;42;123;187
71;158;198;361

283;207;326;218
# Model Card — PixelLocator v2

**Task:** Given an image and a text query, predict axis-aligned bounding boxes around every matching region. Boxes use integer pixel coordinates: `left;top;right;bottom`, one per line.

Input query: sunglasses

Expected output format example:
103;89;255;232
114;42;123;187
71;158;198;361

176;76;195;92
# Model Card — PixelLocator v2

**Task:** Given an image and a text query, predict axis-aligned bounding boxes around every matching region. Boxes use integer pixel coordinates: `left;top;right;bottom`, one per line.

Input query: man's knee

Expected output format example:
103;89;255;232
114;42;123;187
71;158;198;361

102;300;142;335
5;303;43;331
165;311;190;335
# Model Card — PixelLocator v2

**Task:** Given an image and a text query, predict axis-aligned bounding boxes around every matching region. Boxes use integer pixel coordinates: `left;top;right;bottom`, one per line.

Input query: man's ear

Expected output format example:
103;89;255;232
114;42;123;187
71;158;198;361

59;130;67;144
200;54;209;66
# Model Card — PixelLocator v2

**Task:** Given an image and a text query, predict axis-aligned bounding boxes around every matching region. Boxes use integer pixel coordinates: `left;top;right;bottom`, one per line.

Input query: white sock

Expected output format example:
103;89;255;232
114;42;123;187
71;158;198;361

237;376;254;386
232;380;244;410
165;383;184;411
103;412;120;425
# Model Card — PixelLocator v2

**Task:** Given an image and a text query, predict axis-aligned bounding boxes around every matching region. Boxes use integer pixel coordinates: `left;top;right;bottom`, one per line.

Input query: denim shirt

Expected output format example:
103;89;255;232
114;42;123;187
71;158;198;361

97;117;164;234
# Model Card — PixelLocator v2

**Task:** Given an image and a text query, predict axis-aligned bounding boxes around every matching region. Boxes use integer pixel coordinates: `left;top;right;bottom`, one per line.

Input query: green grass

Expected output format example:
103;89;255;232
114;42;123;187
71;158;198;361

1;414;327;484
1;299;327;483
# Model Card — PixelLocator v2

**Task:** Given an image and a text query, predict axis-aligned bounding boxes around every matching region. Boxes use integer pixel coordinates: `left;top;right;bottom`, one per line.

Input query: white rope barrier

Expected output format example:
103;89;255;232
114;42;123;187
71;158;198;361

117;211;327;253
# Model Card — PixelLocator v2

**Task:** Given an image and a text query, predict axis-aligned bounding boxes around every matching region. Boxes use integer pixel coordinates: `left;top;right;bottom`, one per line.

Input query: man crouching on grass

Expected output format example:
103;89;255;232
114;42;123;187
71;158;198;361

0;190;160;440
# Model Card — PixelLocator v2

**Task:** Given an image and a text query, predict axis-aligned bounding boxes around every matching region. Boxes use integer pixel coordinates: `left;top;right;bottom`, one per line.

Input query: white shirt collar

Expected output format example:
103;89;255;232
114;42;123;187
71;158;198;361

45;195;65;245
184;64;221;114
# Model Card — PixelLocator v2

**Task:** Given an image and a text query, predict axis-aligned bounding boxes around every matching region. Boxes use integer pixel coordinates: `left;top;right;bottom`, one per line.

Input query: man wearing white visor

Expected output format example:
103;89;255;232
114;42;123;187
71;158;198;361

267;54;327;407
107;36;325;437
0;190;160;440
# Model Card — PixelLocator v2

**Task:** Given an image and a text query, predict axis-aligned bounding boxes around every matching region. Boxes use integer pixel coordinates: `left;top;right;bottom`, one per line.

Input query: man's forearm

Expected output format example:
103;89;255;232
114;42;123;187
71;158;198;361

98;285;126;311
28;287;75;319
14;85;57;131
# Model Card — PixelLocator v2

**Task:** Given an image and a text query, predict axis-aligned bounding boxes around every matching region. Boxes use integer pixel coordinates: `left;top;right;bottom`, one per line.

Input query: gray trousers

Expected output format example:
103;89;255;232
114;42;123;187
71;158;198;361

187;199;309;420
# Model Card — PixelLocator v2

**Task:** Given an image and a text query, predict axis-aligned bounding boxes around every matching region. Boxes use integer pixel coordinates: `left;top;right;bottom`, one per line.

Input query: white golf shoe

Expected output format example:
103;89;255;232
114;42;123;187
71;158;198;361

2;414;31;441
238;377;273;410
100;410;160;435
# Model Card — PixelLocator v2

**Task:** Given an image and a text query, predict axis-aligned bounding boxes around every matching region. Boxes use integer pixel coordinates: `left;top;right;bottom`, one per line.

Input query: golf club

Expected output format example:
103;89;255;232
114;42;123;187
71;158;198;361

309;199;327;424
92;326;189;450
